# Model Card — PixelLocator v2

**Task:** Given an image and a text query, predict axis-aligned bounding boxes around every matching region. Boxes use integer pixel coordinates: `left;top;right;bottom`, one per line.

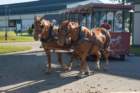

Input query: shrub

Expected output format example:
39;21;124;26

27;27;33;35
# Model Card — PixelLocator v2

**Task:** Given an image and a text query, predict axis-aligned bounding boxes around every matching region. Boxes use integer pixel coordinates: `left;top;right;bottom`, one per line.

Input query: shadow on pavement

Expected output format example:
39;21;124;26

0;51;140;93
0;52;78;93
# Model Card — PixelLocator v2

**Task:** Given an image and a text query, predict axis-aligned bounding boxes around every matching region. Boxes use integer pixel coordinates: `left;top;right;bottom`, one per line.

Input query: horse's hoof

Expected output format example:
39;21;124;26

75;75;83;79
85;72;90;76
91;71;95;75
75;73;86;79
68;67;72;71
95;68;100;72
63;69;69;72
63;66;71;72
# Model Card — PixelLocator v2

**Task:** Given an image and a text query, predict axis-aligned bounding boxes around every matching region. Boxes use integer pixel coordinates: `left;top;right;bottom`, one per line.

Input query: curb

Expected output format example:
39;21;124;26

0;48;44;55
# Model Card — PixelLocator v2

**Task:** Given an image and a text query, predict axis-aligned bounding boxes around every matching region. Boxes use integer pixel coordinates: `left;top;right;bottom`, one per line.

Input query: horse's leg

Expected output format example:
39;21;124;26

56;53;68;71
103;48;110;70
104;49;109;65
76;49;91;77
78;59;86;77
78;58;90;77
84;61;90;76
95;50;101;70
67;55;75;71
45;50;52;74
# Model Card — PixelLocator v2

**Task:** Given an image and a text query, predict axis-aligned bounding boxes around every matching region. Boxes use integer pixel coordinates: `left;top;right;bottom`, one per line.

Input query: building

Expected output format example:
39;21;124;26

134;1;140;46
0;0;89;31
64;3;133;32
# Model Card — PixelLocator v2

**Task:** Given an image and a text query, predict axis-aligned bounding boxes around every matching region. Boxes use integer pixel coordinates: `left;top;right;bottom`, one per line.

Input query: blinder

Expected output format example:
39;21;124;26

78;25;85;40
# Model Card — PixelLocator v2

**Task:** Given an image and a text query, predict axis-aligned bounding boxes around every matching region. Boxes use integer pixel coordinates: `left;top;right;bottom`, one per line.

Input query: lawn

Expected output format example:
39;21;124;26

0;45;32;54
0;31;34;42
130;47;140;56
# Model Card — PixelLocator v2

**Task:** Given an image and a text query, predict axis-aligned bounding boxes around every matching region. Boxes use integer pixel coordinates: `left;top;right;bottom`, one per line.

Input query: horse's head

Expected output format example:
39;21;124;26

57;20;80;46
65;22;80;45
33;16;42;41
90;27;111;49
56;20;70;46
65;23;91;46
39;19;53;42
33;16;54;42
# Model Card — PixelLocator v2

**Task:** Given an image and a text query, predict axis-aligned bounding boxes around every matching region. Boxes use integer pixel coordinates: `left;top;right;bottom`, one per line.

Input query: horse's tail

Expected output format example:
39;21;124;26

101;28;111;49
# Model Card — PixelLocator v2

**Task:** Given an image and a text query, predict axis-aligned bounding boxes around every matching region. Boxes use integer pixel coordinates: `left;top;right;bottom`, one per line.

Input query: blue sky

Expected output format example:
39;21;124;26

0;0;116;5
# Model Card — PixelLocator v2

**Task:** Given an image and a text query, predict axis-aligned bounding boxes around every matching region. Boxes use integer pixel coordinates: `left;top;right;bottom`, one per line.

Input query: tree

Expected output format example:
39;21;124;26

110;0;138;4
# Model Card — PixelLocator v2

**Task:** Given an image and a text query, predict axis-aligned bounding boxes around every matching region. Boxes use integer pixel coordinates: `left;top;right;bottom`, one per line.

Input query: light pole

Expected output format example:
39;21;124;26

129;9;134;45
4;5;8;40
122;0;125;32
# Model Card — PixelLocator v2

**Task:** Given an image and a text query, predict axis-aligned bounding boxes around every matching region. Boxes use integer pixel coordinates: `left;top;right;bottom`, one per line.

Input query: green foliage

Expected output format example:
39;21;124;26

0;31;34;42
0;31;16;36
110;0;134;3
27;27;33;35
0;45;32;54
130;47;140;56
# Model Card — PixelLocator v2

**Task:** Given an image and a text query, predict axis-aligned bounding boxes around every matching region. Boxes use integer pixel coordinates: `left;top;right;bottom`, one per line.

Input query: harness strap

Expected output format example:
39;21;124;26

79;25;85;40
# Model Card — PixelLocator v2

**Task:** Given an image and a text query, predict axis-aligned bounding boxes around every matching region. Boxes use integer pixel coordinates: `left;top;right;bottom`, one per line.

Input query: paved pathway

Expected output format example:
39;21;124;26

0;50;140;93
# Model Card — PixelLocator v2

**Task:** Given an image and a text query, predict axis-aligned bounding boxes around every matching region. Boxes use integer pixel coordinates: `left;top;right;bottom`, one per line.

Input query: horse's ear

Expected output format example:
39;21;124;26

35;16;42;21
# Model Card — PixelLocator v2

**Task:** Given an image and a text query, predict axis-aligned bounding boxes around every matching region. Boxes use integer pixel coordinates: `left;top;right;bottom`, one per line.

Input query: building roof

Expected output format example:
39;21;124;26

65;3;134;14
0;0;86;16
67;0;102;8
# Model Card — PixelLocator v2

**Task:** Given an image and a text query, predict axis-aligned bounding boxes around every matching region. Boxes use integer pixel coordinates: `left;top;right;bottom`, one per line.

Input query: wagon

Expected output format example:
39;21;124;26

61;3;133;60
110;32;130;60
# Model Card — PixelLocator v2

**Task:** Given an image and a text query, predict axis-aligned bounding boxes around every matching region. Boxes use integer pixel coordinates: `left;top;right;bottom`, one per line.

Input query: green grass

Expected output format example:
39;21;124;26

0;45;32;54
0;31;34;42
130;47;140;56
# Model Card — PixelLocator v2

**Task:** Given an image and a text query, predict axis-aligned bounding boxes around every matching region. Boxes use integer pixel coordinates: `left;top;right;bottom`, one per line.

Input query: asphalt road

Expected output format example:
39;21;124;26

0;51;140;93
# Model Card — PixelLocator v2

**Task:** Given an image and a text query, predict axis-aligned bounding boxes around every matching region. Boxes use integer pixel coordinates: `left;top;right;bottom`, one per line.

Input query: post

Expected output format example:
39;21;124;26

4;5;9;40
129;9;134;45
113;11;115;32
122;0;125;32
4;5;7;40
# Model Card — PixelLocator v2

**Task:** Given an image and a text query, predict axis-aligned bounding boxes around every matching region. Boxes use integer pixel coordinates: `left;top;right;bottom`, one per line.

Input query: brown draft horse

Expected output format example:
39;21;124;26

33;16;69;73
57;20;111;76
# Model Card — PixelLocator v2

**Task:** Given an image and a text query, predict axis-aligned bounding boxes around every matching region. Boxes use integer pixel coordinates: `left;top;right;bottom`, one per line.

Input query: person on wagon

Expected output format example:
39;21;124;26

101;20;111;31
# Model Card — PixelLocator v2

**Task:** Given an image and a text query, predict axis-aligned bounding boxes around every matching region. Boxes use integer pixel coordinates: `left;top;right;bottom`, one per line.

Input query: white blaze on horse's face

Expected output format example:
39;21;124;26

33;16;42;41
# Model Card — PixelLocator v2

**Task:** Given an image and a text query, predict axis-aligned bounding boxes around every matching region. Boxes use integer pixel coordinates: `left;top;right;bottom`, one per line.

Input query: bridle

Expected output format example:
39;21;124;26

40;24;53;42
34;20;42;35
